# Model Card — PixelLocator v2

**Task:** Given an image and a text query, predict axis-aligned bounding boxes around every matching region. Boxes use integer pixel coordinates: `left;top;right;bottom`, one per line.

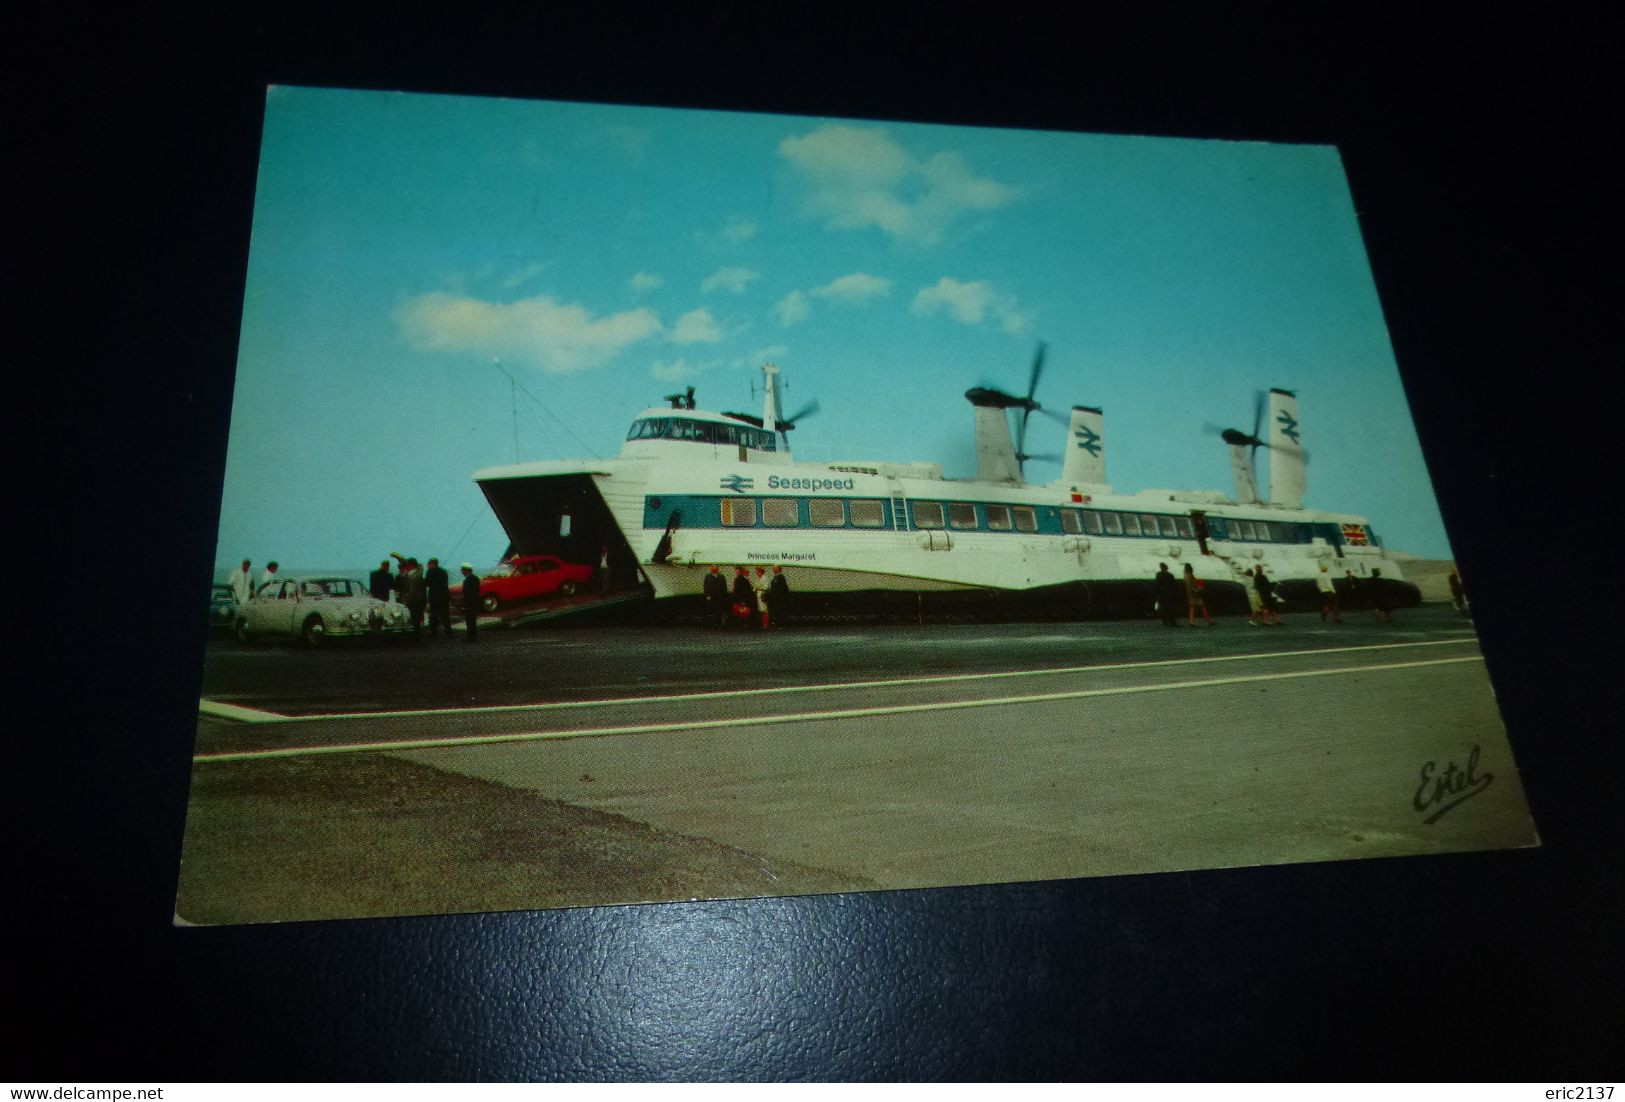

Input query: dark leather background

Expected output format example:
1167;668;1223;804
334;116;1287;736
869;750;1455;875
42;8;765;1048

18;14;1617;1081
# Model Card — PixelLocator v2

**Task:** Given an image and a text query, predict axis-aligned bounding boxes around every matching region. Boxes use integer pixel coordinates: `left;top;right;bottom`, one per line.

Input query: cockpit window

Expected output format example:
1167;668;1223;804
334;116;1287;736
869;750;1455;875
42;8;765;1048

627;416;777;451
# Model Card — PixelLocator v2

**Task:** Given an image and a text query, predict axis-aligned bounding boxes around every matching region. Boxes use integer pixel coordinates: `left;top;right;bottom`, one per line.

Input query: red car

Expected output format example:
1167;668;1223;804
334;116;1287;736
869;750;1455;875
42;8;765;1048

454;554;595;613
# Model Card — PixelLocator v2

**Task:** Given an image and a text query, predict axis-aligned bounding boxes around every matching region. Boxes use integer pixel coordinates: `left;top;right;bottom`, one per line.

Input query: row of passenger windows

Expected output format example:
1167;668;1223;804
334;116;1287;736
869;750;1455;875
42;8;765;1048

1075;510;1191;538
626;417;778;451
709;497;1318;543
913;501;1040;532
722;497;887;528
720;498;1045;531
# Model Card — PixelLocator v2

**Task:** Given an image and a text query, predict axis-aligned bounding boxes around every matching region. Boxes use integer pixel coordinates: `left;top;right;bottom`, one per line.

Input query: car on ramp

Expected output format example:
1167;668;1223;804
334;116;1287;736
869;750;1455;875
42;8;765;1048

452;554;595;614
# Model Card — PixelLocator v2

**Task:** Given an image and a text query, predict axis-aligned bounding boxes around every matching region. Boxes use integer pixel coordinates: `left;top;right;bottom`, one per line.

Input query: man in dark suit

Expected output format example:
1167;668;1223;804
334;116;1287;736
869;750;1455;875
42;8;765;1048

702;565;728;628
1153;563;1181;628
730;566;756;629
766;565;790;629
460;564;481;642
368;560;393;604
424;558;452;638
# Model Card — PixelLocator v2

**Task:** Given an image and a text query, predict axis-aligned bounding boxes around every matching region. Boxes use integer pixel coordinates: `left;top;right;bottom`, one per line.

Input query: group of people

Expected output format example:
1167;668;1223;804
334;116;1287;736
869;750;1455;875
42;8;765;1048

703;564;790;630
368;552;483;642
226;554;485;642
1152;561;1219;628
1151;560;1399;627
227;558;277;605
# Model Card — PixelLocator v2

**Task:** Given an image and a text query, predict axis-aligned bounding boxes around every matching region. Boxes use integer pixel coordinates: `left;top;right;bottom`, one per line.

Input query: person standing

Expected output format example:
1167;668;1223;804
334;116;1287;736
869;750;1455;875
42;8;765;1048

460;564;481;642
424;558;453;638
598;545;612;595
702;565;728;628
1253;565;1283;626
1240;562;1266;626
259;561;280;593
1316;563;1342;622
390;555;426;636
1183;563;1212;627
752;567;772;630
369;560;394;603
730;566;756;629
1153;563;1181;628
388;551;410;603
230;560;255;606
766;565;790;630
1370;568;1395;622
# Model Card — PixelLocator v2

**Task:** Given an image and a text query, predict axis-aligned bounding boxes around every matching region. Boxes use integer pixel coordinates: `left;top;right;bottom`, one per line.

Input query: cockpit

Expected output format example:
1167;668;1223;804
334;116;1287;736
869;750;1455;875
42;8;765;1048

624;415;778;452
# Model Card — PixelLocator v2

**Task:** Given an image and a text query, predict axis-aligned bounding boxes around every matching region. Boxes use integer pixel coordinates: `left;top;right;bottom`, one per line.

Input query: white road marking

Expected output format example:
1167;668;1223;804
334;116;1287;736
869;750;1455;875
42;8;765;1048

199;637;1482;725
198;700;287;723
194;653;1487;763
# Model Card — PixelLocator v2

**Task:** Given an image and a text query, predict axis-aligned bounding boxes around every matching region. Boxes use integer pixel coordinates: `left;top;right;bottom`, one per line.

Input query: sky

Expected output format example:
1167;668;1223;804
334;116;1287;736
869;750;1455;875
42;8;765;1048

214;85;1453;574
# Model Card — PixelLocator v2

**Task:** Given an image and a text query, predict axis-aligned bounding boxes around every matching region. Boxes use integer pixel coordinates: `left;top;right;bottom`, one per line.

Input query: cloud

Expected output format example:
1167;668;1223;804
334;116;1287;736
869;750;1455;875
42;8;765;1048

650;345;787;383
501;261;549;289
810;272;891;303
774;290;811;326
395;292;660;374
701;266;760;295
670;307;725;344
651;358;697;382
779;124;1020;245
910;277;1033;334
740;344;788;367
628;270;664;294
721;217;758;243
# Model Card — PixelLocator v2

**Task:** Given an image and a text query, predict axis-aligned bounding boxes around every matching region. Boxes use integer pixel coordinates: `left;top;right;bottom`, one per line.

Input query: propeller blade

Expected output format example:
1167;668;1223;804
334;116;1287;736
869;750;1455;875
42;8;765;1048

782;398;820;427
1026;342;1048;403
1018;451;1063;464
1252;389;1266;440
1037;407;1070;425
1017;343;1049;479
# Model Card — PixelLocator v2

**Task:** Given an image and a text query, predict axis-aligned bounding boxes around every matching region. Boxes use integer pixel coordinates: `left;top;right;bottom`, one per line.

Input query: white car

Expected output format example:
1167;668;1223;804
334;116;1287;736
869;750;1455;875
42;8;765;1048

235;577;414;646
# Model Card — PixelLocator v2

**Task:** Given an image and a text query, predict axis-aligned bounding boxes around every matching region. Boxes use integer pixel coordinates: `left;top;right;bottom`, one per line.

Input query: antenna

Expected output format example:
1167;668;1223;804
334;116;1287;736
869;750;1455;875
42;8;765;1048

505;361;519;461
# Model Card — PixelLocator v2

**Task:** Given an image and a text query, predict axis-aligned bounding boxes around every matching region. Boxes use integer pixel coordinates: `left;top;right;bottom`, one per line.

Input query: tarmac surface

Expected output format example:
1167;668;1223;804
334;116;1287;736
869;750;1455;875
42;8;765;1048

181;605;1538;924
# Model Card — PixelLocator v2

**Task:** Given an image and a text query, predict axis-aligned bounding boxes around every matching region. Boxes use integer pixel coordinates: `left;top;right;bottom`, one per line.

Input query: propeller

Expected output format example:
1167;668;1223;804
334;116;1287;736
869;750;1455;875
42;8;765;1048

1012;343;1050;476
776;398;820;432
1203;391;1311;501
1203;390;1269;452
962;342;1054;477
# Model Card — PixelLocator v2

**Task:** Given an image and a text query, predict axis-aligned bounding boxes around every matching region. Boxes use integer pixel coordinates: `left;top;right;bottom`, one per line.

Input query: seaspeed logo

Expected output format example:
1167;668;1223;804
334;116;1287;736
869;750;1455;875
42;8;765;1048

720;474;754;494
1073;425;1101;457
1275;410;1301;445
766;474;856;492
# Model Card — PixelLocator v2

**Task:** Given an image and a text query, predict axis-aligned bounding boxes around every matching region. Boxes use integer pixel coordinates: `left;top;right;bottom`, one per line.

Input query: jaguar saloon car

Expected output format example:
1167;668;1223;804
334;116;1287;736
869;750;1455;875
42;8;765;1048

235;577;414;646
451;554;595;613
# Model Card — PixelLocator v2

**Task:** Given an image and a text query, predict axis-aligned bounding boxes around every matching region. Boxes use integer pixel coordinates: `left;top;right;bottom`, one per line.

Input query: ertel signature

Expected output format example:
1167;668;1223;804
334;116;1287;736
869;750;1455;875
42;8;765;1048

1413;744;1494;824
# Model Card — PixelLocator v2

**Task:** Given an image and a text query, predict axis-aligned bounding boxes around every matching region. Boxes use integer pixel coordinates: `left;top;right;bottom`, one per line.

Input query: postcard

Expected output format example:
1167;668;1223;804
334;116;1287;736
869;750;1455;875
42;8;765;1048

180;86;1537;925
